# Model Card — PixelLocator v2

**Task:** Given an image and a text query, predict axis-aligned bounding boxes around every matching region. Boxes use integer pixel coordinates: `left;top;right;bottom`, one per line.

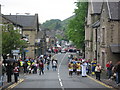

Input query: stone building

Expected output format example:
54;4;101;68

4;14;39;58
85;2;102;61
98;2;120;67
85;1;120;68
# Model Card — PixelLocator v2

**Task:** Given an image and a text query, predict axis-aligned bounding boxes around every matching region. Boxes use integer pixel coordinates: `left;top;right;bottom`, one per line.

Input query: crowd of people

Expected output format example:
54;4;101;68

2;54;58;83
67;54;120;86
1;53;120;86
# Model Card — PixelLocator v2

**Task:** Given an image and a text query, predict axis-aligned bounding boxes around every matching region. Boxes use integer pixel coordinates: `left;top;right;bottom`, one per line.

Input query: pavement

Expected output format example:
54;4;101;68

0;73;25;90
88;70;120;90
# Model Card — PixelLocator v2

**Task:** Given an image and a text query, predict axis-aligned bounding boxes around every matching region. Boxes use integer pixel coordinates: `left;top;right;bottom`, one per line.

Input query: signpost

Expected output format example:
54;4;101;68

11;50;20;59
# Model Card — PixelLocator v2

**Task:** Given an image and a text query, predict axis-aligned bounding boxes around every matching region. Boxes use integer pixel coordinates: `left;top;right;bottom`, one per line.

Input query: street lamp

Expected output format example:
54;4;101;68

42;28;49;55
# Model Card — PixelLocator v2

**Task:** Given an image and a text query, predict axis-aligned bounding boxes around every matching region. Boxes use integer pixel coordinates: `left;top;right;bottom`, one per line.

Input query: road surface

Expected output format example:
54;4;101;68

10;53;112;90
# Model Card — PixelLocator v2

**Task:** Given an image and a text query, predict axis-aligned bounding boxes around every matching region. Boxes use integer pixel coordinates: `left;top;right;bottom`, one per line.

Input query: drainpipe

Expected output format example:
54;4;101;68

95;28;97;60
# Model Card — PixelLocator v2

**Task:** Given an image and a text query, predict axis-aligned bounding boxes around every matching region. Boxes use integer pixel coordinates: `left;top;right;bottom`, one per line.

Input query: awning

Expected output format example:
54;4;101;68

110;44;120;53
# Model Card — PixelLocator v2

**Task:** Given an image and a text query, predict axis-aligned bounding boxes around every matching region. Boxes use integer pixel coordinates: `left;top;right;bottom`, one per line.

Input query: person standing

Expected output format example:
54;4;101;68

106;61;113;79
81;60;87;77
95;64;102;81
13;63;19;83
39;60;44;75
112;61;120;86
106;61;110;76
6;63;14;83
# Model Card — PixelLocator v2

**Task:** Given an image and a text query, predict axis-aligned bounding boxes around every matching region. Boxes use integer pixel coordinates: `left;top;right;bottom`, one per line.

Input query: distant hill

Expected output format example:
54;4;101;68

41;19;62;30
61;15;75;30
41;15;75;31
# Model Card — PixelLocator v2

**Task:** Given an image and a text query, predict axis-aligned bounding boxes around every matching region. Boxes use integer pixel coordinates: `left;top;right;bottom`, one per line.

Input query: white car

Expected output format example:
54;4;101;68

61;48;66;53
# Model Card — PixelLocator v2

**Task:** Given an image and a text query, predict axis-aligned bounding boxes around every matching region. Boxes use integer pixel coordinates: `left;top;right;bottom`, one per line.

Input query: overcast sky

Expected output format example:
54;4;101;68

0;0;77;23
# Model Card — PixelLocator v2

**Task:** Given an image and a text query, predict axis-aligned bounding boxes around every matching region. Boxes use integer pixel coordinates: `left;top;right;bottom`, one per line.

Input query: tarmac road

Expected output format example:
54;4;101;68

9;53;113;90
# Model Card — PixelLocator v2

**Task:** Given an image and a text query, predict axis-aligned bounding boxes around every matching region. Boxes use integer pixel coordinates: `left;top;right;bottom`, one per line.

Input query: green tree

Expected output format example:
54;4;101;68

41;19;62;30
2;24;27;55
66;2;88;49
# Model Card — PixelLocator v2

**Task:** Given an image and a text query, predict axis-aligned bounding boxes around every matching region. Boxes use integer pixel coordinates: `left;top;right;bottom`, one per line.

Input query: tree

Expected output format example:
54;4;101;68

2;24;27;55
66;2;88;49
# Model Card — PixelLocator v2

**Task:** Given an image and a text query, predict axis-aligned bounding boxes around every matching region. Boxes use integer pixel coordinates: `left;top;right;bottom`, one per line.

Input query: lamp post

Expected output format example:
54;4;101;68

43;28;49;55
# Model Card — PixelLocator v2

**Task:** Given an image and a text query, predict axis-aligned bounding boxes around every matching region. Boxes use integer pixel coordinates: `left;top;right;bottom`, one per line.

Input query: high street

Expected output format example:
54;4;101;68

8;53;112;90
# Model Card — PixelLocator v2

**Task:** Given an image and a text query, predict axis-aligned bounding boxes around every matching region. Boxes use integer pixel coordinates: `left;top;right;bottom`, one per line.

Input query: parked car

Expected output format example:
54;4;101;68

61;48;66;53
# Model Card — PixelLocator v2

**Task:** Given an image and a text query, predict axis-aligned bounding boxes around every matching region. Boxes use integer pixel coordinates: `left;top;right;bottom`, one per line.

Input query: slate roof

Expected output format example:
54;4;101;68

107;2;120;20
3;14;39;30
110;44;120;53
91;1;103;14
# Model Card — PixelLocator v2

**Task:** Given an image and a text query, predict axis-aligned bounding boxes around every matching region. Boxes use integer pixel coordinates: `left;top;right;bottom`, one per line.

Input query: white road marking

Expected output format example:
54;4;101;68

57;53;67;88
60;81;63;87
59;78;61;82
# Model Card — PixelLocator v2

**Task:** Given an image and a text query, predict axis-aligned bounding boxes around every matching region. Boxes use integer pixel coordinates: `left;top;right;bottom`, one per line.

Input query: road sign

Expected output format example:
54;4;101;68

13;53;18;55
11;50;20;54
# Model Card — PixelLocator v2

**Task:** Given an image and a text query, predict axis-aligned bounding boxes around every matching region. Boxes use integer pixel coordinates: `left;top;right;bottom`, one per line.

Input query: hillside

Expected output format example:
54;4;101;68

41;15;75;31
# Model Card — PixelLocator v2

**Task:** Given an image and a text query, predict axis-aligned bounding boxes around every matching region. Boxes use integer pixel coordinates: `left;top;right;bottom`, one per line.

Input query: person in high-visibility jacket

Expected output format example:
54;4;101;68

27;61;31;66
68;62;74;76
91;59;97;75
20;61;23;67
76;62;81;75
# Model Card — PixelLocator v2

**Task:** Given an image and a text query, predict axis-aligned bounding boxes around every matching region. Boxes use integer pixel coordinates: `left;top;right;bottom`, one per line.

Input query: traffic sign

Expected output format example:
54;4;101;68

11;50;20;54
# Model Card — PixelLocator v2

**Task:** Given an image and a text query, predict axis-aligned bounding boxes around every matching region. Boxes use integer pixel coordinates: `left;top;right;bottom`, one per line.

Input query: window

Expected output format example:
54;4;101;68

102;28;105;44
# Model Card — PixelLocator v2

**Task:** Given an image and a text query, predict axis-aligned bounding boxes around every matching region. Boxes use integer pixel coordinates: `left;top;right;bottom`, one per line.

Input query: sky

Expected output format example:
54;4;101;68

0;0;77;23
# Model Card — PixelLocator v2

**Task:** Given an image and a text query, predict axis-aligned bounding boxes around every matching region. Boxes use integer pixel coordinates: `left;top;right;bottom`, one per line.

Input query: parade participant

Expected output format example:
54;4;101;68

39;60;44;75
76;62;81;76
86;60;91;75
95;64;102;81
91;58;97;75
23;62;28;74
68;62;74;76
27;61;31;66
81;60;87;77
13;63;19;83
31;61;37;74
72;58;77;74
27;65;32;74
46;57;51;70
34;62;38;74
52;59;58;71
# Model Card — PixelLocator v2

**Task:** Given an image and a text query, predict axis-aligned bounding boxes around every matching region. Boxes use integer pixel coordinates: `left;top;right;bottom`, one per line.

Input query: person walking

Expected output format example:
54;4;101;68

81;60;87;77
52;59;58;71
68;62;74;76
95;64;102;81
46;57;51;70
76;62;81;76
39;60;44;75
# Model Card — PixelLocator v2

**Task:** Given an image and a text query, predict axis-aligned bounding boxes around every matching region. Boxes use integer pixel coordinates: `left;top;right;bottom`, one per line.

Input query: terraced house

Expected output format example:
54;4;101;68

85;1;120;68
3;14;39;58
